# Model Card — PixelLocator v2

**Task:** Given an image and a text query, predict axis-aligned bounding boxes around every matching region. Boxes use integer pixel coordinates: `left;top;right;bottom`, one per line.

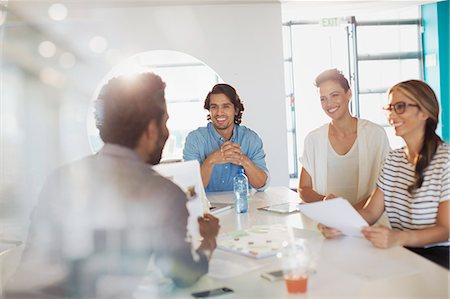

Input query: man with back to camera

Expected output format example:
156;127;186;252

183;83;269;192
6;73;219;299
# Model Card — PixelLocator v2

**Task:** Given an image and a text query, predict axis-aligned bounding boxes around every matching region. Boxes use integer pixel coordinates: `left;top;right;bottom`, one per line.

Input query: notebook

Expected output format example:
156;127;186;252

217;224;321;259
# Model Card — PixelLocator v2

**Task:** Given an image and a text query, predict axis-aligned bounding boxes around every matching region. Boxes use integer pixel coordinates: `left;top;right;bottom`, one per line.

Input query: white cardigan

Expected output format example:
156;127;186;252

300;119;391;202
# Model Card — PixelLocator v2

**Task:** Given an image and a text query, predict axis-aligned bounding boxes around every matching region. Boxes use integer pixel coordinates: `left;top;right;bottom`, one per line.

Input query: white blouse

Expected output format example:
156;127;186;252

300;119;391;203
327;139;359;204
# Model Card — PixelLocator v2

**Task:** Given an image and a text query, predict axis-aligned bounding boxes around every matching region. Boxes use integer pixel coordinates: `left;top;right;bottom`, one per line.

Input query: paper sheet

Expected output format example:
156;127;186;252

298;198;368;237
0;240;21;255
153;160;208;248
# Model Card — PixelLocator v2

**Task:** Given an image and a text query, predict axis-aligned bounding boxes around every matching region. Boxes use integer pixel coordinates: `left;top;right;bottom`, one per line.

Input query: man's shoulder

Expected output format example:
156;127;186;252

237;125;261;139
46;155;185;202
48;154;173;185
47;155;96;179
189;126;209;133
186;126;209;140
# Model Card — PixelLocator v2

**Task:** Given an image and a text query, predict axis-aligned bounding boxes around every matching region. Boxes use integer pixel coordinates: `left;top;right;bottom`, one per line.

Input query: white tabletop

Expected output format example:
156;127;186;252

0;240;23;296
170;186;448;298
2;187;447;298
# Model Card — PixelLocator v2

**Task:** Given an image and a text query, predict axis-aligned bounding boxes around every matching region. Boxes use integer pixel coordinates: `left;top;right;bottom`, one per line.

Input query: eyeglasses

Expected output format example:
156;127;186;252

382;101;420;115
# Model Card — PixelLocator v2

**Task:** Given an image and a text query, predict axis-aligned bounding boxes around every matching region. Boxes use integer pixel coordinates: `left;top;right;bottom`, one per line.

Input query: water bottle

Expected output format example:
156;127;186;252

233;167;249;213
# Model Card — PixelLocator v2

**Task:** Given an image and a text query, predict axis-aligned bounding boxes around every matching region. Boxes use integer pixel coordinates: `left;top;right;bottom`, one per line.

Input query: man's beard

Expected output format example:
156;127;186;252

146;130;168;165
146;150;162;165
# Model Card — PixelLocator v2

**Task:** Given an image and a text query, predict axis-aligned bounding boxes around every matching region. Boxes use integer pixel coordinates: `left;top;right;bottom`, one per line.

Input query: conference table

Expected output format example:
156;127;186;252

166;186;448;298
1;187;448;298
0;240;22;297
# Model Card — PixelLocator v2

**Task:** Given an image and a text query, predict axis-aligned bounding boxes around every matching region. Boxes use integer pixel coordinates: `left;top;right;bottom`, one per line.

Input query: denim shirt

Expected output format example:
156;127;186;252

183;123;270;192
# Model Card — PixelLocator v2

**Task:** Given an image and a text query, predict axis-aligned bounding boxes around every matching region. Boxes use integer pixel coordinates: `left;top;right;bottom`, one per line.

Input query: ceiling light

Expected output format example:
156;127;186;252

105;49;122;65
0;10;5;26
48;3;68;21
40;67;65;88
38;41;56;58
59;52;76;69
89;36;108;54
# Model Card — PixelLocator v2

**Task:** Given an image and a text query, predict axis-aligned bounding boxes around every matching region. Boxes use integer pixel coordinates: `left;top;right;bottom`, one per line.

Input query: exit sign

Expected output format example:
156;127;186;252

320;17;341;27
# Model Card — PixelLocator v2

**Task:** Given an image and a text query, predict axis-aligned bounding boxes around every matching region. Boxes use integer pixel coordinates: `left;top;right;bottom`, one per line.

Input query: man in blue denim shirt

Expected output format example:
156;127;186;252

183;84;270;192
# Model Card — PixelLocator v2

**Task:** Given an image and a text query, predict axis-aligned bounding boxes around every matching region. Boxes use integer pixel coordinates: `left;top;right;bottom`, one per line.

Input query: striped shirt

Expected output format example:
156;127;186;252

377;143;450;234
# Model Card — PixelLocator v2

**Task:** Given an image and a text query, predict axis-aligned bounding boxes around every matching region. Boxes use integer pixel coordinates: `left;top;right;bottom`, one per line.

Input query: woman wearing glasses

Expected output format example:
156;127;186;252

299;69;391;209
320;80;449;269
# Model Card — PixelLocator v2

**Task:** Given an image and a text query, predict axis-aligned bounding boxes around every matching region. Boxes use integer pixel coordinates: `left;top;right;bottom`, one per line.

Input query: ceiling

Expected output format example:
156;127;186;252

0;0;439;92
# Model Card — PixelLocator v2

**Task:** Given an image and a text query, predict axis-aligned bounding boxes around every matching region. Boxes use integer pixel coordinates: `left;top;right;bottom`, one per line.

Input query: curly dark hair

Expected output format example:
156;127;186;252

95;73;166;149
204;83;244;125
388;80;442;193
315;68;351;92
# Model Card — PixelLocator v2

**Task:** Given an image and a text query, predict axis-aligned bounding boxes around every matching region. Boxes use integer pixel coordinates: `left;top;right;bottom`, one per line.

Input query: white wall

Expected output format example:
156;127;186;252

66;3;290;187
122;4;288;186
2;2;290;202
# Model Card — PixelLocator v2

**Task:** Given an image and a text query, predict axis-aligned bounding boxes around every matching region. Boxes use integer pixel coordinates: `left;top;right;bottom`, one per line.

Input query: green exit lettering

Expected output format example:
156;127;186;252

320;18;341;27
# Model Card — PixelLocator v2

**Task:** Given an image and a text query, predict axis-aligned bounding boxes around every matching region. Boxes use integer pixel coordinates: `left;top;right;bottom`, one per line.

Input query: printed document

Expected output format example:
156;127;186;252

298;198;368;237
153;160;207;247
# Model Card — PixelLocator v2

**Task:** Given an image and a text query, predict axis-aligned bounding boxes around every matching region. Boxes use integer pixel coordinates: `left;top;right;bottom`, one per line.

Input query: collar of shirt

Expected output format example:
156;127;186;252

98;143;142;162
207;122;239;145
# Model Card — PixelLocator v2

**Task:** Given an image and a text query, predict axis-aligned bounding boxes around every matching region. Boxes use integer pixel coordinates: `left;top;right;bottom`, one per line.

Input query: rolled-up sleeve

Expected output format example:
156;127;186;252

247;133;270;191
183;132;202;163
300;134;314;176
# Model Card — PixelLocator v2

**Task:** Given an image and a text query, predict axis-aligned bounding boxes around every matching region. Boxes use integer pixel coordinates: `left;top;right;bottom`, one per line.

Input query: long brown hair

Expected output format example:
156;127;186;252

388;80;442;192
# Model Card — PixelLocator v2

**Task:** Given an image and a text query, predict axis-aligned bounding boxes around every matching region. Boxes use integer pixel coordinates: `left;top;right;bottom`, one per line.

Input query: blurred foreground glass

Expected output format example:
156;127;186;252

87;50;223;161
277;236;324;294
278;236;322;294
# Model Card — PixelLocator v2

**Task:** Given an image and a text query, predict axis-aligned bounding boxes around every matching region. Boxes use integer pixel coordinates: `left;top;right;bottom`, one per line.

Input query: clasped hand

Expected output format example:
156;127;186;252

212;141;247;166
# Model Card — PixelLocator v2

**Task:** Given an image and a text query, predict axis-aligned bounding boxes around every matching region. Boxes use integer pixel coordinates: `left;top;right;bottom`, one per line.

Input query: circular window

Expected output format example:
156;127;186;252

87;50;223;161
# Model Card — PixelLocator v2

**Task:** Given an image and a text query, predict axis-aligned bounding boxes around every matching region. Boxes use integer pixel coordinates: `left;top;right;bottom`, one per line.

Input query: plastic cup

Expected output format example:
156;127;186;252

280;241;311;294
284;273;308;294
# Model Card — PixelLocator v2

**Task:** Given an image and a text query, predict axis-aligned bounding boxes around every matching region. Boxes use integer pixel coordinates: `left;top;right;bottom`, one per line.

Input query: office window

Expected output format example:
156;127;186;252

282;5;422;183
356;7;421;149
357;25;420;54
87;50;222;161
358;59;421;93
282;21;350;183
